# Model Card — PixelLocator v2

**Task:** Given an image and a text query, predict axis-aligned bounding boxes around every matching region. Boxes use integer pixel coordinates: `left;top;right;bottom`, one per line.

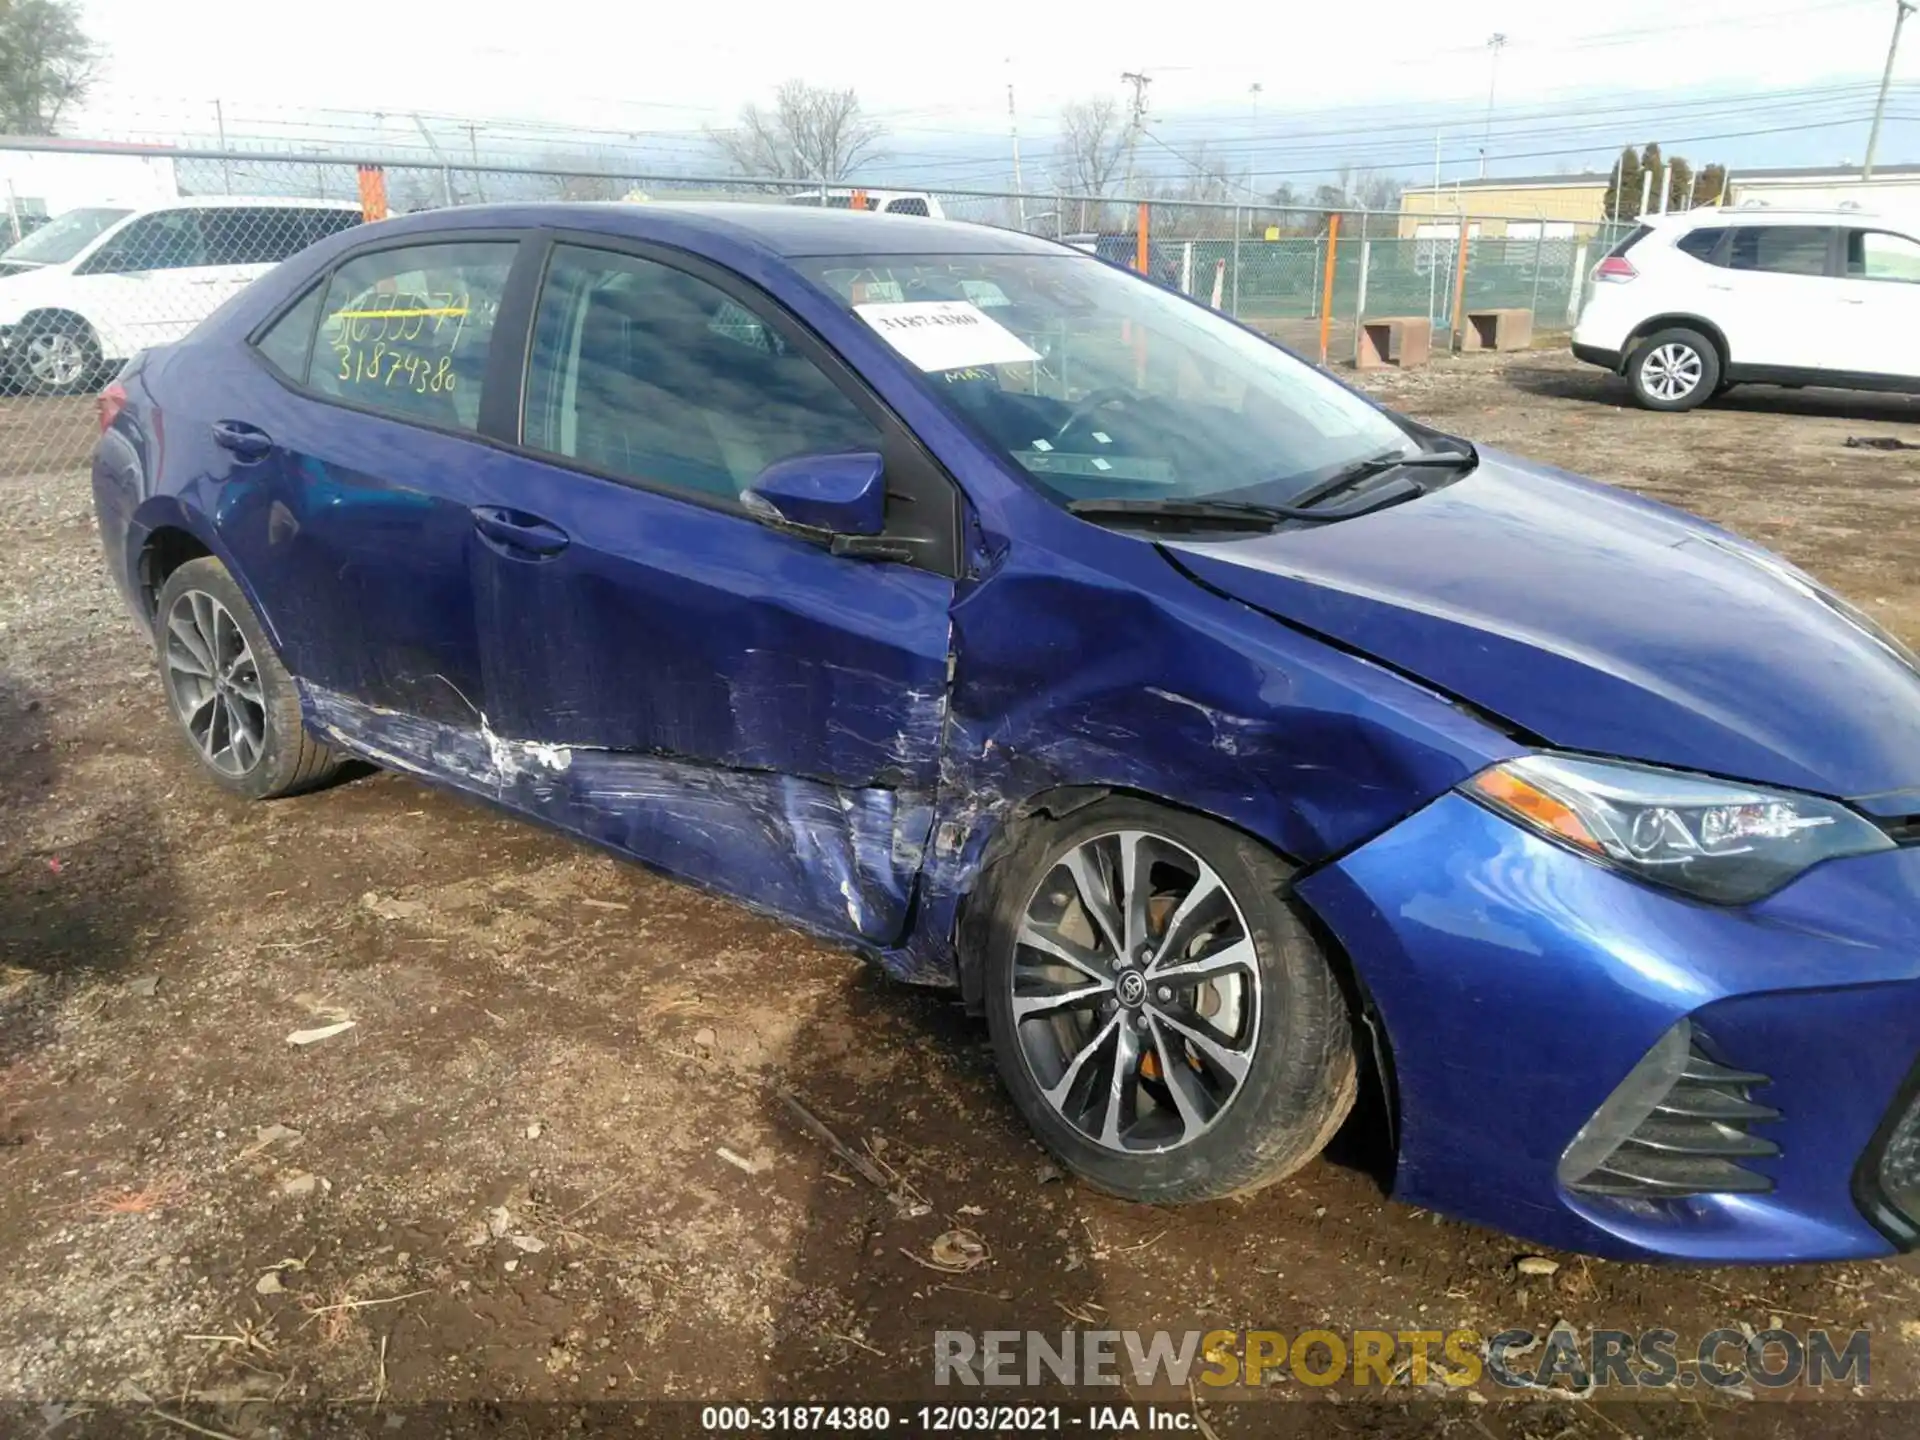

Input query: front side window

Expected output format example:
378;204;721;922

310;241;514;431
796;251;1413;507
90;210;208;272
523;245;880;503
1846;229;1920;283
1726;226;1832;277
1;206;130;265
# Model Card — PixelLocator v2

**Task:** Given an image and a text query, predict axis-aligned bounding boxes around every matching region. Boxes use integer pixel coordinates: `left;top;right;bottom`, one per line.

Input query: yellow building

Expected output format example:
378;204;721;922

1397;173;1611;238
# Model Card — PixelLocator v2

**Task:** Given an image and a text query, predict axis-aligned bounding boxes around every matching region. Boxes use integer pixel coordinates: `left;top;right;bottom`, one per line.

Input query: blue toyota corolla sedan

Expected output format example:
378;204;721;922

91;203;1920;1263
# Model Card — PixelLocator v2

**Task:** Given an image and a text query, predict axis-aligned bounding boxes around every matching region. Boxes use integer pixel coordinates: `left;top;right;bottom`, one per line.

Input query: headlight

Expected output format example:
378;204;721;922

1462;754;1893;903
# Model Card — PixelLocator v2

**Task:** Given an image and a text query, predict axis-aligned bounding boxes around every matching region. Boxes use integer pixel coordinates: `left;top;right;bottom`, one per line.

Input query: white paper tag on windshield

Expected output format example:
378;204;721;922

855;301;1041;372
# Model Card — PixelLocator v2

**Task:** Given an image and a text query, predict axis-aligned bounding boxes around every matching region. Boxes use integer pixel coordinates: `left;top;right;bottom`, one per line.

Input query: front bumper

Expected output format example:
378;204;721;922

1297;792;1920;1263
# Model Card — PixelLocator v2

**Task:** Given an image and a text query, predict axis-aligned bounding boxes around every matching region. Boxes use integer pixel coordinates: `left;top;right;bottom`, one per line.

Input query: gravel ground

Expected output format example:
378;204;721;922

2;353;1919;1438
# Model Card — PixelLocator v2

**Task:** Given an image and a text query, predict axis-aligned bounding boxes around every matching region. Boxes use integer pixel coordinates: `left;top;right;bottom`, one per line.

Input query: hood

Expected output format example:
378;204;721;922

1169;451;1920;812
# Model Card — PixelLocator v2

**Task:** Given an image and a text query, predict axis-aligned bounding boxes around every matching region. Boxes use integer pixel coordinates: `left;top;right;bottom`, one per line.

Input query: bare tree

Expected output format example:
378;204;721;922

1055;97;1129;195
1332;164;1401;212
0;0;97;135
1053;97;1130;230
1169;143;1248;205
710;81;885;184
537;150;627;202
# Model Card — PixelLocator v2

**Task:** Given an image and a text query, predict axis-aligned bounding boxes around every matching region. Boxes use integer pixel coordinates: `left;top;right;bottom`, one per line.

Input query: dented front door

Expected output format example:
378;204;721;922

462;242;954;946
468;462;952;945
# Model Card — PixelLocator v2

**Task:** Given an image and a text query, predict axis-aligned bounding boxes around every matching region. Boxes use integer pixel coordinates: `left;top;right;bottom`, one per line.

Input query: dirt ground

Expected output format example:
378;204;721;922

4;352;1920;1437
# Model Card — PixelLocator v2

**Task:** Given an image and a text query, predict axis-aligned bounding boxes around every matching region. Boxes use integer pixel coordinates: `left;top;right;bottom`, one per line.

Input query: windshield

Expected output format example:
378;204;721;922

796;251;1416;507
2;206;132;265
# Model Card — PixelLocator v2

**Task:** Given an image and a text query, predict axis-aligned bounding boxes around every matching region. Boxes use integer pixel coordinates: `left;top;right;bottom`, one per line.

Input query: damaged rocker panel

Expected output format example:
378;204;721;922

304;685;935;952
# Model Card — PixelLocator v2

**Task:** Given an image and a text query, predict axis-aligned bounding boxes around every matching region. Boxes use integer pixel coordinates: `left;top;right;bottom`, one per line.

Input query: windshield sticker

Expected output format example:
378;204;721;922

855;300;1042;372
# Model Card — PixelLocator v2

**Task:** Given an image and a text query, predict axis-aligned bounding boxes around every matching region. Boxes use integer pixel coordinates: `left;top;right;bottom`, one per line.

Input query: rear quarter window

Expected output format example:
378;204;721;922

1675;227;1726;263
1606;224;1653;258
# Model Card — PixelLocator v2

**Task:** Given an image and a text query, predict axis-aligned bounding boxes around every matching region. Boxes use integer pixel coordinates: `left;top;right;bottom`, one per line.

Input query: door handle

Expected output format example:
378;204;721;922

211;419;272;462
471;505;570;558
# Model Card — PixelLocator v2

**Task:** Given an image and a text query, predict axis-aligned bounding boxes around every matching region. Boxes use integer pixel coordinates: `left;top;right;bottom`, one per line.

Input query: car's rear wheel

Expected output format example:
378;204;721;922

1628;327;1719;411
980;798;1357;1203
154;557;342;799
17;312;101;395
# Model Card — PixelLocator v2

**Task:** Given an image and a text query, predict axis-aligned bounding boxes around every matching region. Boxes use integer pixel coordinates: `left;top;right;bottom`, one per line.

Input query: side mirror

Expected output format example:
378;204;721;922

742;450;886;537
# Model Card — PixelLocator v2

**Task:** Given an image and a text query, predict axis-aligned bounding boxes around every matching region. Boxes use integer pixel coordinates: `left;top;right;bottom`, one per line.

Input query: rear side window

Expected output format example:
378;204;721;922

1606;224;1652;259
1846;229;1920;283
1726;226;1832;277
204;207;358;265
885;197;931;217
303;209;363;246
1675;227;1726;264
203;208;299;266
306;241;515;431
522;244;880;503
254;282;324;379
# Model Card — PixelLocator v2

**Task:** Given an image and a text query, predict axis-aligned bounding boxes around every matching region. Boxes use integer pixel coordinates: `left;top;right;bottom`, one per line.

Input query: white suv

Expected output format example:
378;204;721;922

0;196;362;393
1572;206;1920;410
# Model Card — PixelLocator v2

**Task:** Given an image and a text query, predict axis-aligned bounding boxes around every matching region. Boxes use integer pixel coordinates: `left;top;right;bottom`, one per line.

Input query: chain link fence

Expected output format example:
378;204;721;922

0;139;1629;478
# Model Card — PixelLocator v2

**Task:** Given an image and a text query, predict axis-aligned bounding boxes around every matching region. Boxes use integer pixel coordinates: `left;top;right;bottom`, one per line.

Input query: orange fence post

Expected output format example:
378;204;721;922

1316;212;1341;366
1450;216;1473;351
356;165;388;222
1135;202;1150;274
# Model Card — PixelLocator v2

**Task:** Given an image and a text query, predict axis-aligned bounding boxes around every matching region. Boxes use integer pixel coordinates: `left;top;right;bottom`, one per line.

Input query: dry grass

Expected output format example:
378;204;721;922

80;1171;191;1217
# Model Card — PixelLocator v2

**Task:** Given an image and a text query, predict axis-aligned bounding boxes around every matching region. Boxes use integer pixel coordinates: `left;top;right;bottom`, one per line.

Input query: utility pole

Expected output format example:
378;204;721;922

1120;71;1152;192
412;113;455;207
464;121;486;202
1865;0;1916;180
213;98;231;194
1006;61;1026;228
1479;33;1508;179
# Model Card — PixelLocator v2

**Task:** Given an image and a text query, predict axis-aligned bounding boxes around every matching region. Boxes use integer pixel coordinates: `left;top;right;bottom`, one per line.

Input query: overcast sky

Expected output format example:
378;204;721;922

67;0;1920;184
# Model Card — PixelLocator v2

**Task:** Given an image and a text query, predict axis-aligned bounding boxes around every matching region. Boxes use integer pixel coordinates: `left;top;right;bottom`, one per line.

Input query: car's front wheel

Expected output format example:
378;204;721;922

1628;327;1719;411
16;312;102;395
154;556;343;799
980;799;1357;1203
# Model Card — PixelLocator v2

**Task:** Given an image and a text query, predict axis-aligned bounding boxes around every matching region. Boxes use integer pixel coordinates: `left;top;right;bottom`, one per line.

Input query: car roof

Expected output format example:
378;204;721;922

126;195;363;213
1656;205;1902;227
363;201;1068;259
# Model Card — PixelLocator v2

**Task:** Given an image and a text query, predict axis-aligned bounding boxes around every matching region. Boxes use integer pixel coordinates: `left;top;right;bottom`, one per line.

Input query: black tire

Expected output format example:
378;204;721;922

153;557;342;799
16;312;102;396
979;798;1357;1204
1627;326;1720;412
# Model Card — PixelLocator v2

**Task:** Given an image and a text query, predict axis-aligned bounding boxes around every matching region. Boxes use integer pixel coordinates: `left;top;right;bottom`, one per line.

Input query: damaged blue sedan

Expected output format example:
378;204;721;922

93;204;1920;1263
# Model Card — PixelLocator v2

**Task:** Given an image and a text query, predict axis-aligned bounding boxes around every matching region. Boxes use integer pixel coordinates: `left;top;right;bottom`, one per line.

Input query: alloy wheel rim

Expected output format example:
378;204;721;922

1643;343;1703;401
25;333;84;386
1013;829;1261;1154
164;589;266;777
